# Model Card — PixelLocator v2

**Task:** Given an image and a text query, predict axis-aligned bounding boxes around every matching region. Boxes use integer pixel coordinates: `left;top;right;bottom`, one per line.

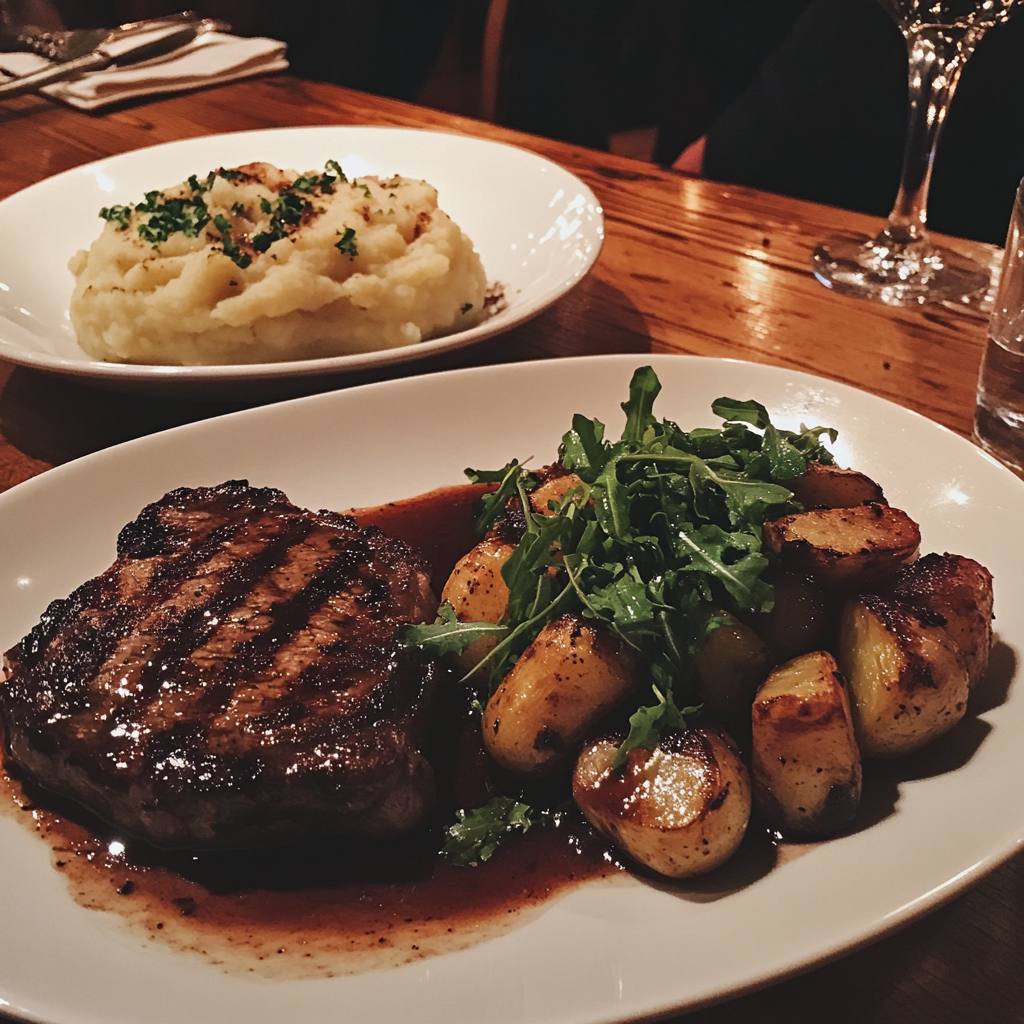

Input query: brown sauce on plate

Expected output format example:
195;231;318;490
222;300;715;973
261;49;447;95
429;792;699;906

0;484;822;978
0;484;625;978
0;759;619;978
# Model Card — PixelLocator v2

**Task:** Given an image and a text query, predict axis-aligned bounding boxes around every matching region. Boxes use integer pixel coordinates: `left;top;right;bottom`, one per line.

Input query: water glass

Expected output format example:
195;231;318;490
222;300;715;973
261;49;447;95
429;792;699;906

975;178;1024;472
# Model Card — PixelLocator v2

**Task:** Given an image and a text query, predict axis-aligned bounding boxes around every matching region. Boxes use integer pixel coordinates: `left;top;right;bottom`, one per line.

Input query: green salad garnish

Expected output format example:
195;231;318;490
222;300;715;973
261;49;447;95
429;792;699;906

398;366;838;864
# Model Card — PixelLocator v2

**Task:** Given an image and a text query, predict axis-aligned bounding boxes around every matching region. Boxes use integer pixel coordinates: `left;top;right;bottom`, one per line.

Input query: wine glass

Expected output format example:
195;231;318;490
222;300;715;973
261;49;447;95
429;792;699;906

812;0;1023;305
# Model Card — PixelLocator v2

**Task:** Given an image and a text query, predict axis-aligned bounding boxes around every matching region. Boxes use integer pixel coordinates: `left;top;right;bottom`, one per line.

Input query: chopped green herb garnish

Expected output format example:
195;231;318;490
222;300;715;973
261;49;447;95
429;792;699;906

210;213;251;269
334;226;358;257
99;205;132;230
99;159;352;263
135;190;211;245
461;302;473;314
217;238;251;269
357;182;372;198
251;231;277;253
250;189;312;253
442;797;534;865
276;191;308;225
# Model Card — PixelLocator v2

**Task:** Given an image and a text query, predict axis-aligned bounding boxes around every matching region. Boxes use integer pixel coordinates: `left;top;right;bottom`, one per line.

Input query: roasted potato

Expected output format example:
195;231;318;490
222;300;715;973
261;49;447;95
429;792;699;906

763;503;920;590
530;472;584;515
441;537;515;676
695;614;771;742
751;651;861;836
573;728;751;878
482;614;639;774
746;570;831;663
886;553;994;687
838;595;969;758
788;461;886;510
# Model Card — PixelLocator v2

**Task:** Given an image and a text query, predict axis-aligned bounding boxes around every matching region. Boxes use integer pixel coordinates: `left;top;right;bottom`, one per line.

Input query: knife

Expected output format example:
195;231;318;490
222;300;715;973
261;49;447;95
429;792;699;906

0;17;229;99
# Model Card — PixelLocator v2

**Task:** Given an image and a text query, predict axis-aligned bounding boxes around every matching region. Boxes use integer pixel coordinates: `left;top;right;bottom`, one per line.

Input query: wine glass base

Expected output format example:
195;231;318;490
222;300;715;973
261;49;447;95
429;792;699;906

812;234;990;306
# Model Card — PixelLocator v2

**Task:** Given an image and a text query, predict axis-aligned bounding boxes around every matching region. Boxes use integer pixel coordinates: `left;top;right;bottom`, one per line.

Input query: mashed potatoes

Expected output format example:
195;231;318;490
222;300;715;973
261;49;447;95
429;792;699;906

68;160;487;365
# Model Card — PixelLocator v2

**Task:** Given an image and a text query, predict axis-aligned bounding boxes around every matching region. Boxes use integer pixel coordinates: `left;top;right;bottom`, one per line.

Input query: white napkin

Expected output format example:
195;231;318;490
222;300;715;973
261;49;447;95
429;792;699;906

0;31;288;111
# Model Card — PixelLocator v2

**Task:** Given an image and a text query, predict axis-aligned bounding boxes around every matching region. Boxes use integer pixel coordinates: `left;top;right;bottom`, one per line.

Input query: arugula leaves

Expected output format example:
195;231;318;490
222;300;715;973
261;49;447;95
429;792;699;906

398;602;506;658
399;366;840;856
441;797;534;865
403;365;837;728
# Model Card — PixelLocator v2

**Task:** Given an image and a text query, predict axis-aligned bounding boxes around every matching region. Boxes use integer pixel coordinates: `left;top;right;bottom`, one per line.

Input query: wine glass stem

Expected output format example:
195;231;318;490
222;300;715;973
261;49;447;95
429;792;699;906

886;24;981;246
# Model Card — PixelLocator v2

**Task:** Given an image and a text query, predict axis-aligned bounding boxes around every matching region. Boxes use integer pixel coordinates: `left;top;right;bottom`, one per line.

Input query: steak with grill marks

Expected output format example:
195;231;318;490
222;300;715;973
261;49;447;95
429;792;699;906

0;480;442;850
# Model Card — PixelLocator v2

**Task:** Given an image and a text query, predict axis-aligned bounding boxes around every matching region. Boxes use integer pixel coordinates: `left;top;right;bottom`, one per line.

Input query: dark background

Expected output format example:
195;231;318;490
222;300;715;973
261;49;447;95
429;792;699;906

27;0;1024;243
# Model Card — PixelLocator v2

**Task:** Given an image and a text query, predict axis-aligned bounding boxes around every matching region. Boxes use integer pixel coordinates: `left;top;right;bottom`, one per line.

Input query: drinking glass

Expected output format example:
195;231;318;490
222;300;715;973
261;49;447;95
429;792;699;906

975;177;1024;471
812;0;1022;306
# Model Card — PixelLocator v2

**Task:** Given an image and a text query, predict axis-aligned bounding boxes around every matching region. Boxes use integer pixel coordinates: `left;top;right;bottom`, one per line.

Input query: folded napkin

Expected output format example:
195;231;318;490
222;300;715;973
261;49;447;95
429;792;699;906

0;31;288;110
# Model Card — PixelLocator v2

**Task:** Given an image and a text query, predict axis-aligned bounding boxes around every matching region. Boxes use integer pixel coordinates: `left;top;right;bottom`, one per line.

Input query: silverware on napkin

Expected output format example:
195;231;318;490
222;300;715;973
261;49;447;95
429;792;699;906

0;14;230;98
0;11;199;60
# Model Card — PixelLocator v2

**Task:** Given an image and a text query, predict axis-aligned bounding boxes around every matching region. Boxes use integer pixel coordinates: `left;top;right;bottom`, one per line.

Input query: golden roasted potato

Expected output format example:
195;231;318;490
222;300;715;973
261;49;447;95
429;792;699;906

788;461;886;510
751;651;861;836
886;552;994;687
746;570;831;663
695;614;771;742
838;595;969;758
530;472;584;515
482;614;639;774
573;728;751;878
763;503;920;590
441;537;515;676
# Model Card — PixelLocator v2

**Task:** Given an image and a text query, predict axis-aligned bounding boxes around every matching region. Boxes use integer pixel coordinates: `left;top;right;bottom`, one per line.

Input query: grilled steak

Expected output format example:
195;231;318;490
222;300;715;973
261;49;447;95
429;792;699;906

0;481;441;850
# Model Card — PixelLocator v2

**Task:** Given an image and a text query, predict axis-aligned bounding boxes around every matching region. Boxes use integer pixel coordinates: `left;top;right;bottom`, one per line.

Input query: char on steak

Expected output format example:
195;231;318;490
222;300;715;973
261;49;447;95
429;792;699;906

0;481;441;850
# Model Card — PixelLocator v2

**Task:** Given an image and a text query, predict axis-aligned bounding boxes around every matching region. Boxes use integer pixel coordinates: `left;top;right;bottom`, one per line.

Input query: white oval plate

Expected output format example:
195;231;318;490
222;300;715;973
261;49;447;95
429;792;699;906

0;354;1021;1024
0;126;603;396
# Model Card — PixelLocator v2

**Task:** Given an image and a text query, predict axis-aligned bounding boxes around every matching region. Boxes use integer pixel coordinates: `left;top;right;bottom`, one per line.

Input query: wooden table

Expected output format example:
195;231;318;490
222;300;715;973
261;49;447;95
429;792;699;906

0;75;1020;1023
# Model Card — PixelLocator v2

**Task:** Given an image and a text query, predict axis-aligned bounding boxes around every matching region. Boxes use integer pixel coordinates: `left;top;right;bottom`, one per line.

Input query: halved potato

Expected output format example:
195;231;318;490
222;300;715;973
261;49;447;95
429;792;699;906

695;614;771;742
837;595;969;758
751;651;861;836
441;537;515;676
886;552;994;687
788;461;886;510
482;614;639;774
745;570;831;663
763;503;920;590
530;472;585;515
573;728;751;878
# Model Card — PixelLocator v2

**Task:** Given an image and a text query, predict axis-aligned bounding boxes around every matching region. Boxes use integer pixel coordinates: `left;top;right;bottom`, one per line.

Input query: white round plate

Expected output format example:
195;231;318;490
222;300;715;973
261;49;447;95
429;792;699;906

0;354;1021;1024
0;126;603;396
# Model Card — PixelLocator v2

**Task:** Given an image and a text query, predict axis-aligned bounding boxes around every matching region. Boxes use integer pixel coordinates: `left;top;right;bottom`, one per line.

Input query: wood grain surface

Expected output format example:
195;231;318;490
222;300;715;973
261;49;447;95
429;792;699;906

0;74;1019;1024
